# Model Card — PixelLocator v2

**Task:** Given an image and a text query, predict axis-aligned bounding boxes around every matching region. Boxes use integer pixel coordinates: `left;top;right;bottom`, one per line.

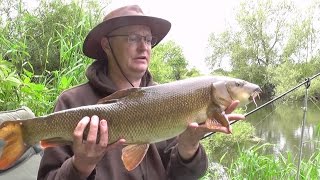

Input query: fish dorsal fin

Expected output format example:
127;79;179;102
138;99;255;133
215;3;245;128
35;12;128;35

40;137;72;148
97;87;142;104
121;144;149;171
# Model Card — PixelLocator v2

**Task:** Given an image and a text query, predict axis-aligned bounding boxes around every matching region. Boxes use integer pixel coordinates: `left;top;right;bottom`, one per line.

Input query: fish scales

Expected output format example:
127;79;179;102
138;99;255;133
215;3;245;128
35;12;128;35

21;76;215;145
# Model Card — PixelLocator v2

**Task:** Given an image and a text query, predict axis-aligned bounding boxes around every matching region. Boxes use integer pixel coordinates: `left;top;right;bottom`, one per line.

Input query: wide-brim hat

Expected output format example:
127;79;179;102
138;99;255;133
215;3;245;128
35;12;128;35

83;5;171;60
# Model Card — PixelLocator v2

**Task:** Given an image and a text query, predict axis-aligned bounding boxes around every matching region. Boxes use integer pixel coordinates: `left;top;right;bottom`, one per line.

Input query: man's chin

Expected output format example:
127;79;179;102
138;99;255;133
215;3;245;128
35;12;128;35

132;66;148;74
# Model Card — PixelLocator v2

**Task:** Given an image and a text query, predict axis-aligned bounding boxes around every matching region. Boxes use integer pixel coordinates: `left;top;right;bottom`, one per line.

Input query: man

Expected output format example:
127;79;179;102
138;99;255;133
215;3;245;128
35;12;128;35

37;5;244;180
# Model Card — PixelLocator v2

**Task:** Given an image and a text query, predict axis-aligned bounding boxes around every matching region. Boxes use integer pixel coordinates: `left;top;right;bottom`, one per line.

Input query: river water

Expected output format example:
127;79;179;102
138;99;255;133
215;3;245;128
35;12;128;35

246;100;320;159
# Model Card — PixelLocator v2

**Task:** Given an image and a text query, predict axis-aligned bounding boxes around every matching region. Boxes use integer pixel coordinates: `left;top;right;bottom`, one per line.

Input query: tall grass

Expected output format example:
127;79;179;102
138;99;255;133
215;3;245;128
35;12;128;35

201;143;320;180
228;145;320;179
0;0;99;115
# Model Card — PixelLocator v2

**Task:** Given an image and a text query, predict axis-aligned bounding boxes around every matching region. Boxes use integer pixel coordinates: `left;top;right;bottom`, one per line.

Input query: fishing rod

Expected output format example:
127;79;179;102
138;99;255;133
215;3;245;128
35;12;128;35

296;75;310;180
202;71;320;140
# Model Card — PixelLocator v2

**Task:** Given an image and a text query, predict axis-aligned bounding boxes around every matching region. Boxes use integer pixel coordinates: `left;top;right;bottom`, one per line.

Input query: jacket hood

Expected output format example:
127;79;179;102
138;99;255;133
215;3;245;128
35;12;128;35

85;60;154;96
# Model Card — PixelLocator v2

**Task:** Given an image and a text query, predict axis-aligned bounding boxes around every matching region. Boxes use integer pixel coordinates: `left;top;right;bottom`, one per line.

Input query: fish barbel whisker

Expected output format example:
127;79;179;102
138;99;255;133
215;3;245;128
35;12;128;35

251;90;262;108
244;105;248;111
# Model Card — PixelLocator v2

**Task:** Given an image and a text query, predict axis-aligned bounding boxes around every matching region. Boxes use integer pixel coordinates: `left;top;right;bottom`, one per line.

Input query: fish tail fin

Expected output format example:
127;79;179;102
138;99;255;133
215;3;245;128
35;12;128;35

0;121;28;170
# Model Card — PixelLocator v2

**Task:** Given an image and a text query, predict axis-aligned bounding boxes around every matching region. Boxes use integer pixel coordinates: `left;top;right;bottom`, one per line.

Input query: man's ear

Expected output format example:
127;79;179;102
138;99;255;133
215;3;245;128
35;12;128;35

101;37;111;51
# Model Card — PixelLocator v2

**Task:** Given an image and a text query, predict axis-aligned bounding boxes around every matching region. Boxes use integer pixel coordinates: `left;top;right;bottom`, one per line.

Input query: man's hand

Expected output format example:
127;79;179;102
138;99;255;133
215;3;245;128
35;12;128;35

177;100;245;161
72;115;125;178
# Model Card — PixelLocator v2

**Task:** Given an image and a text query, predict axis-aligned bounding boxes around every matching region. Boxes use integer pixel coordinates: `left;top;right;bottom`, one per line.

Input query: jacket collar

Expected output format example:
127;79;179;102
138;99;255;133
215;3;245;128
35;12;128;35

85;60;154;96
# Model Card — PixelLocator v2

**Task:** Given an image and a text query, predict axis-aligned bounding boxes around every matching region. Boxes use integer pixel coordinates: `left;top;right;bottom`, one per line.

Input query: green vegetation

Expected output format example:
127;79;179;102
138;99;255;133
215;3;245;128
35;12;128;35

201;118;320;179
151;40;201;83
228;146;320;179
206;0;320;100
0;0;199;114
201;143;320;180
0;0;98;114
0;0;319;179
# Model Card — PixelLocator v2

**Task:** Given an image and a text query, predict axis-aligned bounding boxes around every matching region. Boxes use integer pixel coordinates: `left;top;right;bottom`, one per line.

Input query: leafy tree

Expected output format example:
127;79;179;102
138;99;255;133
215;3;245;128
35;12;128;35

1;0;103;75
150;40;200;83
185;67;201;77
205;0;320;99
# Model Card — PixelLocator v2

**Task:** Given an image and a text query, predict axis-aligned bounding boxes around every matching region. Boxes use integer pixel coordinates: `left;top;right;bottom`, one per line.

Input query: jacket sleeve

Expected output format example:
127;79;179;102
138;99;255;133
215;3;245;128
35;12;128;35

37;94;96;180
157;138;208;180
37;146;95;180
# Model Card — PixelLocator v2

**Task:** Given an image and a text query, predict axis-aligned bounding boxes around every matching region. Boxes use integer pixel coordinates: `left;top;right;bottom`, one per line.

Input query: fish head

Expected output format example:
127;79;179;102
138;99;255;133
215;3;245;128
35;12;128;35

210;78;262;109
225;79;262;107
205;78;261;134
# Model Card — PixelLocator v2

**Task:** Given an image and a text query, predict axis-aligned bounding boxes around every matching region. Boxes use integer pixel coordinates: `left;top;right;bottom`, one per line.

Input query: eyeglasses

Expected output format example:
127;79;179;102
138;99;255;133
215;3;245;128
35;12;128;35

107;34;158;46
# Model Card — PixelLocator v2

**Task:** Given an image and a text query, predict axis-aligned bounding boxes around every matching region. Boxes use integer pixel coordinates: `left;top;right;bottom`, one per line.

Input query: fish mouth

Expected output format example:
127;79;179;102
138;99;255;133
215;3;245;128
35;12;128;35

249;88;262;107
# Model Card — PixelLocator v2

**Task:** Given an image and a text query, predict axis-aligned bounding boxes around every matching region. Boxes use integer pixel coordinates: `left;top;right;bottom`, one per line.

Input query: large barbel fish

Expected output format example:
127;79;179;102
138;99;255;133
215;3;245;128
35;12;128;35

0;76;261;171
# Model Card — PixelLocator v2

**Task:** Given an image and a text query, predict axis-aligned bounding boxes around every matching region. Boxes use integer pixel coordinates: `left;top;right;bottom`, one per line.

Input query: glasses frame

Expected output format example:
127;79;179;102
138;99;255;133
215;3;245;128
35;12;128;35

107;34;158;46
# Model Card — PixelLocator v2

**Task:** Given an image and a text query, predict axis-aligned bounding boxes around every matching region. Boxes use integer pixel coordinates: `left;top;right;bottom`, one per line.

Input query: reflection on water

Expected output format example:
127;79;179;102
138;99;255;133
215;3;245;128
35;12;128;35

246;100;320;159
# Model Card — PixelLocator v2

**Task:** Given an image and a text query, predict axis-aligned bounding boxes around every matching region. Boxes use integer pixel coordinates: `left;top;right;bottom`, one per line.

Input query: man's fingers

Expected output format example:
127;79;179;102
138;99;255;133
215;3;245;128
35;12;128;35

86;115;99;144
227;114;245;121
99;119;109;147
225;100;240;114
107;139;126;151
197;124;232;134
211;126;232;134
198;124;232;134
73;116;90;146
187;122;199;129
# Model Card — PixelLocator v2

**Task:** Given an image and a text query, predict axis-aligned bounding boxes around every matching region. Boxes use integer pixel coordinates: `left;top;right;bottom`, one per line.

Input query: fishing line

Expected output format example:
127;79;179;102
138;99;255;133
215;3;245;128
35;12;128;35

202;72;320;140
248;101;282;127
253;87;318;128
244;72;319;117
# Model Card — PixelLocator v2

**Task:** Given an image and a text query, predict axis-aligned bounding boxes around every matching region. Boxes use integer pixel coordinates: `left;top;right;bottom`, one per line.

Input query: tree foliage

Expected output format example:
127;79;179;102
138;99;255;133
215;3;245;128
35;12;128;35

0;0;103;75
206;0;320;100
150;40;200;83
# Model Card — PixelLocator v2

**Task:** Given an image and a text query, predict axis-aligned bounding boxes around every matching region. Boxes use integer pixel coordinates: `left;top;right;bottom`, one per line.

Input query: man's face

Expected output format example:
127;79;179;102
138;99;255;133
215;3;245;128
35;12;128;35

106;25;153;76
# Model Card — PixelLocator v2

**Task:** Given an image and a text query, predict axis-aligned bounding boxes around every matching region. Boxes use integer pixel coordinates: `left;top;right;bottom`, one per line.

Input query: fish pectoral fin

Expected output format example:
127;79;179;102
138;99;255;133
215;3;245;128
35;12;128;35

121;144;149;171
212;111;229;127
204;112;231;134
97;87;142;104
40;137;72;148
